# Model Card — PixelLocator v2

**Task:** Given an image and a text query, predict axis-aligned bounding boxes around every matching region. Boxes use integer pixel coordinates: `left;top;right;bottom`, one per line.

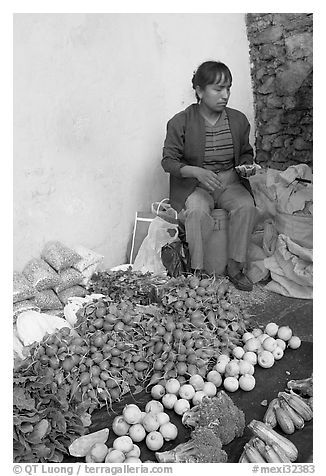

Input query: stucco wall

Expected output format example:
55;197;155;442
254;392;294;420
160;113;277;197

14;13;255;270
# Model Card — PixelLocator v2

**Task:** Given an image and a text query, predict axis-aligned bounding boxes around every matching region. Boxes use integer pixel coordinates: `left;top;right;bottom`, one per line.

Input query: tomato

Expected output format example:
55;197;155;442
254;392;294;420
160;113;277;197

177;354;187;362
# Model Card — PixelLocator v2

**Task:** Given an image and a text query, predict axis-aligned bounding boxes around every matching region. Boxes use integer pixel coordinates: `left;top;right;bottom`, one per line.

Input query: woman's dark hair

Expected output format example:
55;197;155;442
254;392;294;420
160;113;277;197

192;61;233;102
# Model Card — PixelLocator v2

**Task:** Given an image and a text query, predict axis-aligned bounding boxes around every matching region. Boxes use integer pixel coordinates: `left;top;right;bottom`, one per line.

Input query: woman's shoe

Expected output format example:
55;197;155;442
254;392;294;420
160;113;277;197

227;270;253;292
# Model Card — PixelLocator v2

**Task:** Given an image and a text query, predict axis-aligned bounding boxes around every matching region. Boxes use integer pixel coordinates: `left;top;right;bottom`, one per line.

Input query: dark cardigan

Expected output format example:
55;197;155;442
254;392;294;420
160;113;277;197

162;103;254;212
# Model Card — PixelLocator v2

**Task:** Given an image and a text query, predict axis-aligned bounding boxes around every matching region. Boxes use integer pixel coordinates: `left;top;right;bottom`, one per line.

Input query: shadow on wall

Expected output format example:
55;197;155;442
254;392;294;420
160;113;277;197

246;13;313;171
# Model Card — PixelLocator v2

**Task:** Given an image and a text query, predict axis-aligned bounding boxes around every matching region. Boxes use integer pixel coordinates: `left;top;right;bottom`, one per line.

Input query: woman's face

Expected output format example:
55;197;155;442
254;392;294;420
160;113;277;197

196;73;231;113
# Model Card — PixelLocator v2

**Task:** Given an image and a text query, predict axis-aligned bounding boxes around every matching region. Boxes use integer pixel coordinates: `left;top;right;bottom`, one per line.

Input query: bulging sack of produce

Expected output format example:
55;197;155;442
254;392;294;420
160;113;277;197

13;299;40;321
54;267;83;293
80;262;101;285
57;285;87;305
41;240;82;272
73;245;104;272
22;258;61;291
16;310;72;346
34;289;63;311
13;271;36;303
275;212;312;249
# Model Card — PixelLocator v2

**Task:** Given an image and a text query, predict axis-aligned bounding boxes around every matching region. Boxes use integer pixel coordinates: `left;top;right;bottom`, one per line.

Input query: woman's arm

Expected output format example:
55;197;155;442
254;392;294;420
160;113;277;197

161;113;222;190
161;113;186;177
239;117;254;165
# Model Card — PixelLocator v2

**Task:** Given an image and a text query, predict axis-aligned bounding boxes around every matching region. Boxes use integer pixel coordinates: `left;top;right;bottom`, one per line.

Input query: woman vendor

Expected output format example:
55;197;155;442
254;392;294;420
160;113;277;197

161;60;257;291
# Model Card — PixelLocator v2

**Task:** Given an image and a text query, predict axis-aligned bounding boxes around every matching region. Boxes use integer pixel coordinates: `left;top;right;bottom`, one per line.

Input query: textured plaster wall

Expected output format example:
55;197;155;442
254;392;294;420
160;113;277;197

14;13;255;270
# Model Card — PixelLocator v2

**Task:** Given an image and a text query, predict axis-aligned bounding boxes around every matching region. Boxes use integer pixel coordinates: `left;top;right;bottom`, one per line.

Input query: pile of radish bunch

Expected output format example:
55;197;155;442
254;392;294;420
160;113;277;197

24;274;252;415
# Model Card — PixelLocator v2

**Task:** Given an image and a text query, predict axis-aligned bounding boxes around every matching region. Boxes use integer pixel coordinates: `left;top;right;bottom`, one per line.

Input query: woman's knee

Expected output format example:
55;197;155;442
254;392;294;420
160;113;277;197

185;188;213;215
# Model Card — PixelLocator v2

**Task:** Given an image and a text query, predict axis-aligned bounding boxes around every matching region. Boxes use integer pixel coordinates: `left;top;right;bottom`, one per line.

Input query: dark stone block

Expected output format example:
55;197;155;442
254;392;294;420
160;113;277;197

257;76;275;94
256;150;270;163
285;32;313;59
251;25;283;45
276;61;313;95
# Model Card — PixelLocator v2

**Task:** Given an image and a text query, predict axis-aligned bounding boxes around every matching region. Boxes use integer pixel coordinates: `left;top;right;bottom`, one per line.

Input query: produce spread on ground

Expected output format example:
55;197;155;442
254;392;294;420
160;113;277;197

13;241;313;464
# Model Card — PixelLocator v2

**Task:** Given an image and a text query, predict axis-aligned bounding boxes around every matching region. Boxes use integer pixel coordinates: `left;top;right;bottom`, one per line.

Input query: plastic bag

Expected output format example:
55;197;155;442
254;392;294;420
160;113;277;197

41;241;81;272
13;299;40;321
16;310;73;346
151;198;179;224
133;217;179;275
161;239;191;277
64;293;105;326
13;272;36;303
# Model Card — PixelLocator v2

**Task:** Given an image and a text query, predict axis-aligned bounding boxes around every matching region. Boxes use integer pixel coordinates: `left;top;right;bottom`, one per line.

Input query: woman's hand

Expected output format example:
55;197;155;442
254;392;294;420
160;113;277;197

181;166;222;192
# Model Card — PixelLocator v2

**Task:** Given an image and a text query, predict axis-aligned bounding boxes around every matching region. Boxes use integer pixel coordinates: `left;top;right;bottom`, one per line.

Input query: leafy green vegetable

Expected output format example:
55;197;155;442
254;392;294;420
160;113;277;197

13;366;85;463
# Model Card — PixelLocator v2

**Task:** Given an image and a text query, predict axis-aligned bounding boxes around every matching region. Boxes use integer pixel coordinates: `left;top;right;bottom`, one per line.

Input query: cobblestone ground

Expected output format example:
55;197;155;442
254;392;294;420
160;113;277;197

230;283;313;343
